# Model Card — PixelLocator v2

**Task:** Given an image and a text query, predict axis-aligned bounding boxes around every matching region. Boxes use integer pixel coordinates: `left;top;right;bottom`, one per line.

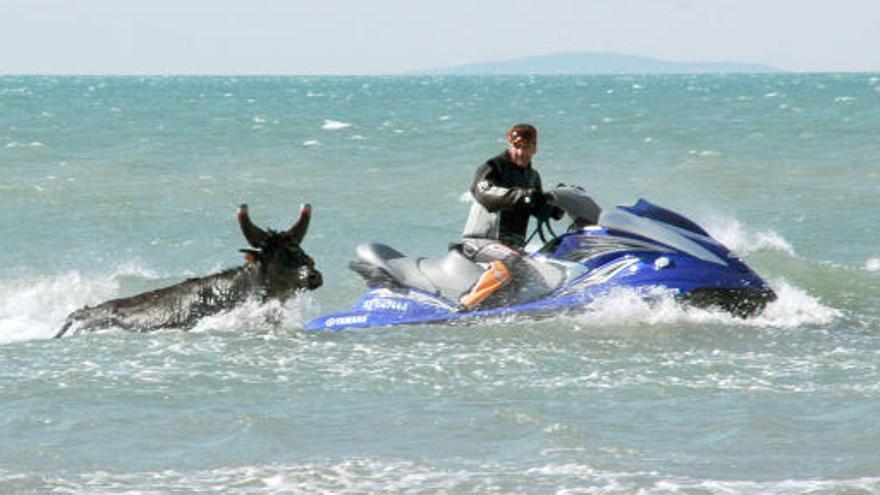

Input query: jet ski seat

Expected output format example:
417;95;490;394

352;243;484;300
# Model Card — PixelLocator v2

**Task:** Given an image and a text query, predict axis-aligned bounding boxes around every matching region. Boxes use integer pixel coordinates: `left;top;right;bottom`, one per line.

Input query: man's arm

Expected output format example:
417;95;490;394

471;162;532;212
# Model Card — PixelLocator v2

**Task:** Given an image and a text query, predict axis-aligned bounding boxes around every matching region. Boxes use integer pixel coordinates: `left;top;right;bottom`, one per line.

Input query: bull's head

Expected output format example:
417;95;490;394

237;204;323;297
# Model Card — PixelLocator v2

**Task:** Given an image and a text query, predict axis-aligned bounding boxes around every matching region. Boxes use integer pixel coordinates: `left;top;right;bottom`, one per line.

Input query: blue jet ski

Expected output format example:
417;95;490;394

305;186;775;331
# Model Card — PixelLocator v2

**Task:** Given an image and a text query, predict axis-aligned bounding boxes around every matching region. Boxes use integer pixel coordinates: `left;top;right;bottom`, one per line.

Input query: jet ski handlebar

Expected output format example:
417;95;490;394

545;185;602;228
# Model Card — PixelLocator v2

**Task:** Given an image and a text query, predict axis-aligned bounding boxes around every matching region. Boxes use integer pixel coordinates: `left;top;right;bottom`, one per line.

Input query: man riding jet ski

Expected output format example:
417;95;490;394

457;123;563;310
304;184;777;331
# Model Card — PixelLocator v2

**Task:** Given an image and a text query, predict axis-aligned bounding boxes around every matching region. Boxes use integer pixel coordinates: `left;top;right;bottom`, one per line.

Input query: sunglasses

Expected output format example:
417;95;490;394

509;129;535;142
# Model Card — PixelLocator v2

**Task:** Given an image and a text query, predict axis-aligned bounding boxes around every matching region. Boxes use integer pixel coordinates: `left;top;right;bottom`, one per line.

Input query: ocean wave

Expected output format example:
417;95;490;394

0;261;322;344
0;271;119;344
322;119;351;130
189;294;319;334
702;214;796;257
0;261;161;344
4;141;46;149
3;459;878;494
565;281;838;330
751;279;841;327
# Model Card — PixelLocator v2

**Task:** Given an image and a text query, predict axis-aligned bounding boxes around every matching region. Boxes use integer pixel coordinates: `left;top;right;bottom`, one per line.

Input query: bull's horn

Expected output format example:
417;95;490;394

285;204;311;245
237;204;269;247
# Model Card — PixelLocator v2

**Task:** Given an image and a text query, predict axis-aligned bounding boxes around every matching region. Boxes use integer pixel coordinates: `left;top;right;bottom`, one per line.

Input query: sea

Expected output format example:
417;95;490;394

2;74;879;494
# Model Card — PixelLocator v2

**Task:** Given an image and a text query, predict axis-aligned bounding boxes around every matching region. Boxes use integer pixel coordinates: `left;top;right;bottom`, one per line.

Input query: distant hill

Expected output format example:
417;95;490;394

422;52;780;75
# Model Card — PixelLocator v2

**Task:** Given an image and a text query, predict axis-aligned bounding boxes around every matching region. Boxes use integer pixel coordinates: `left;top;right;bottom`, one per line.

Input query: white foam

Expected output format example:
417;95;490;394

751;279;841;327
0;262;322;344
574;286;698;326
189;292;319;335
322;119;351;130
302;140;322;147
0;272;119;344
568;280;837;330
112;260;162;279
0;259;173;344
5;141;46;149
865;258;880;272
688;149;721;157
15;459;877;494
701;214;796;257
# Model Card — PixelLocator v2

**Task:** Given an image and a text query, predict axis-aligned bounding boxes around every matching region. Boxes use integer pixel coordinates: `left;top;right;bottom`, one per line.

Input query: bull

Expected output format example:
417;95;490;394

55;204;322;337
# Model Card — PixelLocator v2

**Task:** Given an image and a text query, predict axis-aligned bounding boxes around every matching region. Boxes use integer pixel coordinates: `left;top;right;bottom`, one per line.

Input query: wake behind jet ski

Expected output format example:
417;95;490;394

305;186;776;331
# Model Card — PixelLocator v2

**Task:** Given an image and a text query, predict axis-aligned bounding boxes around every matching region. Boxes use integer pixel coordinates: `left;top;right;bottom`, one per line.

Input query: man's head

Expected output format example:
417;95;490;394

506;123;537;168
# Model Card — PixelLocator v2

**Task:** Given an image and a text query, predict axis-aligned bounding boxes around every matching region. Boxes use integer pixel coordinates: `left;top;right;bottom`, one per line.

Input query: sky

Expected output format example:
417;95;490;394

1;0;879;75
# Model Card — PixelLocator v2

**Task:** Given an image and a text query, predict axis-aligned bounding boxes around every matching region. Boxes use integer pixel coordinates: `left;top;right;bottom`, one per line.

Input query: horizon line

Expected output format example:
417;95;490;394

3;69;880;77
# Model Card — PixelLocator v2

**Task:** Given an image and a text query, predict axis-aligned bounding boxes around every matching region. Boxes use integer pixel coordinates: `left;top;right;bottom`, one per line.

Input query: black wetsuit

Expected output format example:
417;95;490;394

461;151;545;250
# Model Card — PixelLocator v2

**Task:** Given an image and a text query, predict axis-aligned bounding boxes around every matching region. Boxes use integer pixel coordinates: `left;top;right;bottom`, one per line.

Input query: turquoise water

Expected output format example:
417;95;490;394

2;75;880;493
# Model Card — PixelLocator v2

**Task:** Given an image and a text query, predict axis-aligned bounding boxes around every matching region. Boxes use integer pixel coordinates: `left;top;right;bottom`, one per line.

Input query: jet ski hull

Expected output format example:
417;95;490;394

306;193;776;331
306;251;775;331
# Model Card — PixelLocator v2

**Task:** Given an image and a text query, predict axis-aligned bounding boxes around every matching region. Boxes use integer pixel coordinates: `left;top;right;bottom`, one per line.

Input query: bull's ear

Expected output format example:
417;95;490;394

240;249;259;264
285;204;311;245
238;204;269;248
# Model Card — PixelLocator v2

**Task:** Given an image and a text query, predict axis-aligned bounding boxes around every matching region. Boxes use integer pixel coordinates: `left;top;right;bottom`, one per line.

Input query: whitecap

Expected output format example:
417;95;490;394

703;215;795;257
189;293;319;334
0;271;120;344
751;278;841;327
6;141;46;149
865;258;880;272
322;119;351;130
112;260;162;280
572;286;693;327
302;140;322;147
565;279;837;329
688;149;721;157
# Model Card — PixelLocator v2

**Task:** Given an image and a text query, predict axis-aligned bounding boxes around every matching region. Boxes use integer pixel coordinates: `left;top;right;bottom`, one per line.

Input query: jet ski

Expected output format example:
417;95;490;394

305;185;776;331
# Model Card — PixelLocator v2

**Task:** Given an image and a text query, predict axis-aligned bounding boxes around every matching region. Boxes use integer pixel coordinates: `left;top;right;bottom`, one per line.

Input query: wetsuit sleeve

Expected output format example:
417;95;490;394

470;162;532;212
